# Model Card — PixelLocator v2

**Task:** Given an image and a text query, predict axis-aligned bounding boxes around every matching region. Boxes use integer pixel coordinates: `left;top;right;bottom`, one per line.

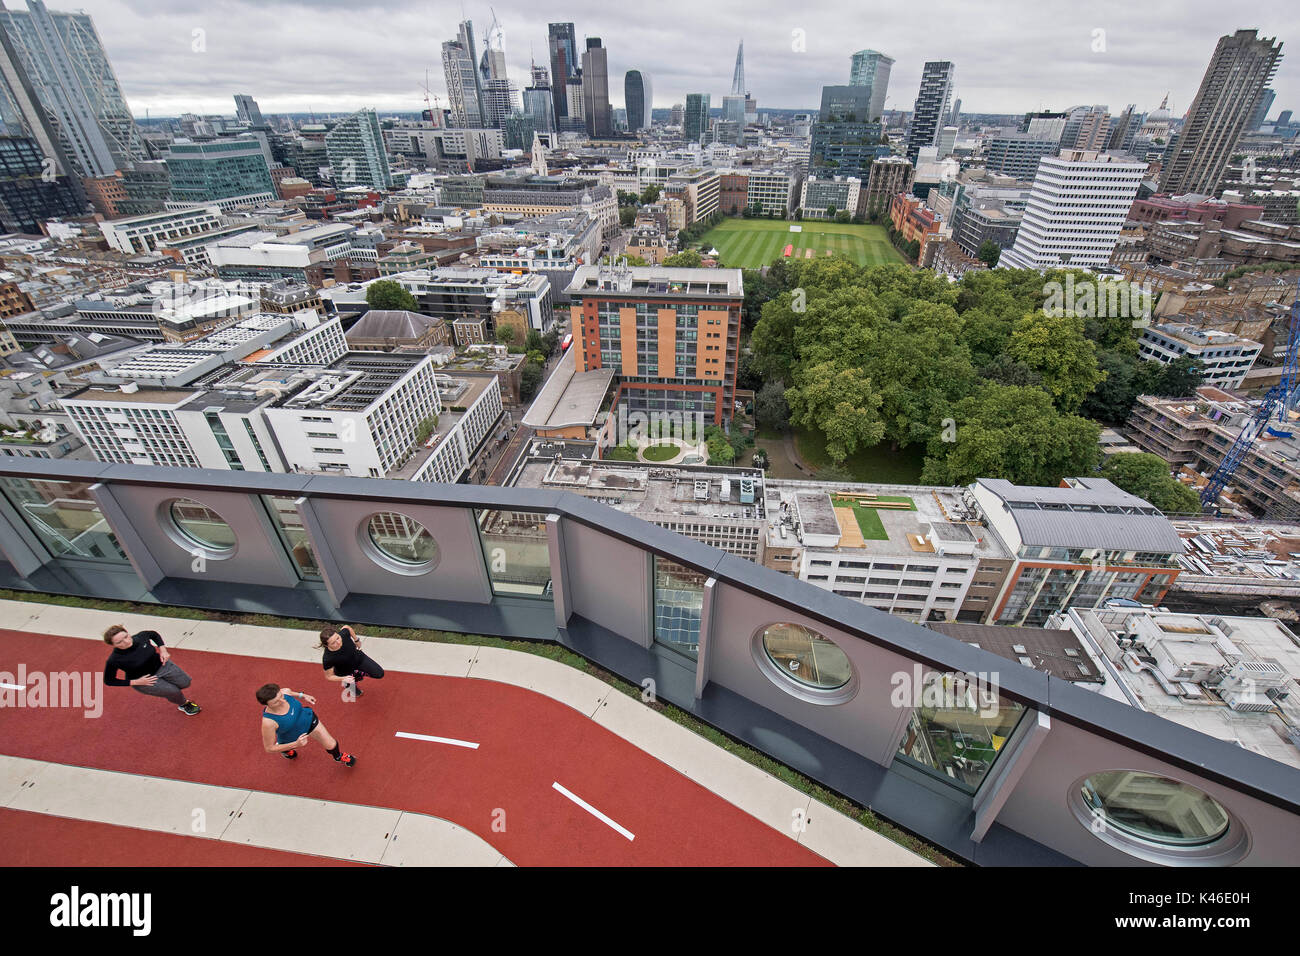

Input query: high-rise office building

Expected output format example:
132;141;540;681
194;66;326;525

624;70;652;132
847;49;893;121
166;137;276;203
1159;29;1283;195
906;61;955;164
819;85;873;122
547;22;578;124
721;95;746;145
1107;104;1139;152
324;108;393;189
1023;110;1067;142
478;12;516;128
581;37;611;138
523;64;556;134
0;0;140;177
670;103;685;127
442;20;486;128
684;93;710;144
234;94;266;129
0;133;85;231
1000;149;1146;271
0;8;76;178
1061;104;1111;151
983;134;1058;179
564;78;585;130
731;40;745;96
1251;88;1277;130
810;120;889;178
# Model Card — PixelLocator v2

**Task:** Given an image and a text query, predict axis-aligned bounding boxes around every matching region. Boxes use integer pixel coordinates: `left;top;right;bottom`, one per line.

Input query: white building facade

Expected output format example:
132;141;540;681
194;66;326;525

999;150;1146;270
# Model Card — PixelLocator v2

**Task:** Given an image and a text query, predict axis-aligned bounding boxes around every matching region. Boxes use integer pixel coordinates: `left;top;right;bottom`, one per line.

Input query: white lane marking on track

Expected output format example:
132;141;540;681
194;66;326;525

395;731;479;749
551;781;635;841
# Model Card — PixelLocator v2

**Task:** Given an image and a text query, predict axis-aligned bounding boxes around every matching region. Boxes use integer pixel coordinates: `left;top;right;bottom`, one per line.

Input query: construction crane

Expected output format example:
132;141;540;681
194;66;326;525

1200;279;1300;510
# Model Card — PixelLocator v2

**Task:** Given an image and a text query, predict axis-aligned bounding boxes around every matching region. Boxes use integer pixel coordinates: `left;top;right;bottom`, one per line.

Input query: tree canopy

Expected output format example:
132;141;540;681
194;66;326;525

365;279;418;312
1100;453;1202;514
663;249;703;268
745;260;1180;487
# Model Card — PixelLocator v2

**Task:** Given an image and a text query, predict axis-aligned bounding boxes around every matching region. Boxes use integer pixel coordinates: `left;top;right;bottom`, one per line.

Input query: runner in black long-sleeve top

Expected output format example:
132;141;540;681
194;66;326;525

318;625;384;699
102;625;201;716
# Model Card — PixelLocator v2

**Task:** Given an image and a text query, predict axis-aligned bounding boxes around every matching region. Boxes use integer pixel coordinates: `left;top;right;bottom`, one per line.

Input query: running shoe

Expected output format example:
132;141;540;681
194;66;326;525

179;701;201;716
282;749;298;760
335;752;356;767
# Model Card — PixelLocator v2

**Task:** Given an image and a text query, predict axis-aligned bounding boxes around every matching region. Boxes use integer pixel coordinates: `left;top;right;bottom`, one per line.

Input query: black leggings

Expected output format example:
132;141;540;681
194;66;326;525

350;653;384;680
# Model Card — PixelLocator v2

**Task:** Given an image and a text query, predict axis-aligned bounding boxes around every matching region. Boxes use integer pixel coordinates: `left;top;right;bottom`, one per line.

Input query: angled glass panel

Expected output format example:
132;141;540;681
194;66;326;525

0;476;126;562
475;509;552;598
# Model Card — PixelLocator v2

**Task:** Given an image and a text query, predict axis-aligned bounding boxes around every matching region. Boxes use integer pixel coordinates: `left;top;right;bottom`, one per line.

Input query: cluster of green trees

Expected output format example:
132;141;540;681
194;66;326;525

676;211;725;248
1100;452;1202;514
365;279;418;312
703;423;753;466
663;249;704;268
884;224;921;262
748;260;1205;488
976;241;1001;269
1213;262;1297;287
741;203;788;219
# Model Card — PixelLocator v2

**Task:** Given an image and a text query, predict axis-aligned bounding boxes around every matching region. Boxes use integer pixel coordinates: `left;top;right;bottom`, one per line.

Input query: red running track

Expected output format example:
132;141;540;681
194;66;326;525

0;630;829;867
0;809;361;866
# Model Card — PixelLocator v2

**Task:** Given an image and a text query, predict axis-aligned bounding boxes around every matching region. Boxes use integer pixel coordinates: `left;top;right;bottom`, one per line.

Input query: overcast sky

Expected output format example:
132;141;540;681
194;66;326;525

62;0;1300;120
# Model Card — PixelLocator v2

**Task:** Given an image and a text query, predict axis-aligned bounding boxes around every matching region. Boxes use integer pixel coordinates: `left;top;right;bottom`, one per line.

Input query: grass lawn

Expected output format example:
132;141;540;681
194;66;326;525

604;444;638;461
641;443;679;462
794;427;927;484
831;495;916;541
699;219;907;269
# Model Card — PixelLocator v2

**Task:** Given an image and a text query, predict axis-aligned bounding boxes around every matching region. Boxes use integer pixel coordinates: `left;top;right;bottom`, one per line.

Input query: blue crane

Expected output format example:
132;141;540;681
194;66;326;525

1199;279;1300;510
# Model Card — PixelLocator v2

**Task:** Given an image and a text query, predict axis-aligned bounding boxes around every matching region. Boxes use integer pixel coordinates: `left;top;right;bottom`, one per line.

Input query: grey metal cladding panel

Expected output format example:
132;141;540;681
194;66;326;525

1012;510;1183;553
98;465;316;497
0;458;114;483
1045;672;1300;811
299;474;568;512
711;552;1053;704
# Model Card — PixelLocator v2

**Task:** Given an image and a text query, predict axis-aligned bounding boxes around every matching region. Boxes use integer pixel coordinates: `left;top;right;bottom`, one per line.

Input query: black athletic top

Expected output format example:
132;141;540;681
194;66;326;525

103;631;166;687
321;626;362;676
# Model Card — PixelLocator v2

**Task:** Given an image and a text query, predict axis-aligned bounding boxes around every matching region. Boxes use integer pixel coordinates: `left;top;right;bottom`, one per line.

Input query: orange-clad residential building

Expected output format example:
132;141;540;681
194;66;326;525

566;263;743;425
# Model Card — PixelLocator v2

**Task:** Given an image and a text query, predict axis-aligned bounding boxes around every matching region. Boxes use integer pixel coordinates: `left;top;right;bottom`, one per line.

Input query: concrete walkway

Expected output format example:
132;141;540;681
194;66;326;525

0;599;930;867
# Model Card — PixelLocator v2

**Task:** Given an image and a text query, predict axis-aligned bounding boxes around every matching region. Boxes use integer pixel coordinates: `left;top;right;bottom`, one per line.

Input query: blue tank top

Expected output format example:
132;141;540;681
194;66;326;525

263;694;314;744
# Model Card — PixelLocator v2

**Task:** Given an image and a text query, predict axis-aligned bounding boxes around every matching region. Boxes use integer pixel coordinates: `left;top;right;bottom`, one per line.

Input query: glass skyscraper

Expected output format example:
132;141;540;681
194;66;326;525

847;49;894;121
624;70;651;131
166;137;276;202
684;93;711;144
0;0;140;177
324;108;393;190
442;20;486;128
547;22;578;126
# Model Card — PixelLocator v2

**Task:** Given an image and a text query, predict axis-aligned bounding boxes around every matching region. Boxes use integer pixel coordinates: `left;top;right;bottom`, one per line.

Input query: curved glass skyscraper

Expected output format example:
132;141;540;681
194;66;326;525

624;70;651;131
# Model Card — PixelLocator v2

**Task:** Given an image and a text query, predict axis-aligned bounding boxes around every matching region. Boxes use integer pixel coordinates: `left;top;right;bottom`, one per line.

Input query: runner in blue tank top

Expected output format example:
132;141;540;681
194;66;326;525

257;683;356;767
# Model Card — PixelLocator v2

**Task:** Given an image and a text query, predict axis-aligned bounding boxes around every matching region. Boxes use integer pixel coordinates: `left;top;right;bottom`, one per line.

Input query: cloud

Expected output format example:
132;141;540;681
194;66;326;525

54;0;1299;118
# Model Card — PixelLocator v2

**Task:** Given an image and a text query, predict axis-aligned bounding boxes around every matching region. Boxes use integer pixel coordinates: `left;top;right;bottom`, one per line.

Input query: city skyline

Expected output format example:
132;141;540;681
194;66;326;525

43;0;1300;120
